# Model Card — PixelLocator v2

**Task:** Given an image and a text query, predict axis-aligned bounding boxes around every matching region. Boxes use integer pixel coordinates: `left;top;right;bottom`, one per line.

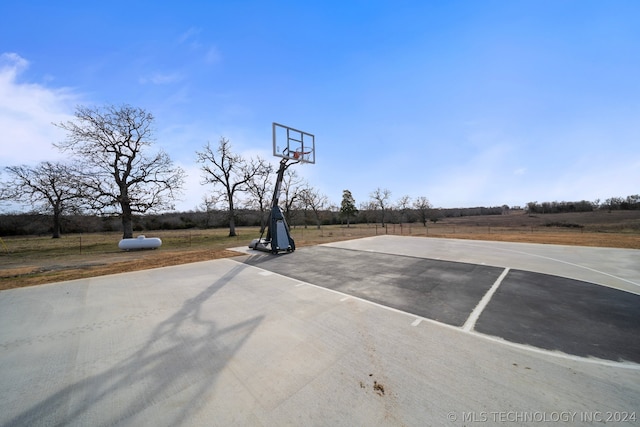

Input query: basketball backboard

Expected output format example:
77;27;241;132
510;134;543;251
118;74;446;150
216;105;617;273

272;122;315;164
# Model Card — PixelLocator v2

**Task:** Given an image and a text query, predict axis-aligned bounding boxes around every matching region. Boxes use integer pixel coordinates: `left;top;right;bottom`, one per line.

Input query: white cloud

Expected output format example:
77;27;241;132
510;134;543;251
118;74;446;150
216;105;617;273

0;52;80;166
204;46;221;64
139;72;184;85
513;167;526;176
178;27;202;45
177;27;221;64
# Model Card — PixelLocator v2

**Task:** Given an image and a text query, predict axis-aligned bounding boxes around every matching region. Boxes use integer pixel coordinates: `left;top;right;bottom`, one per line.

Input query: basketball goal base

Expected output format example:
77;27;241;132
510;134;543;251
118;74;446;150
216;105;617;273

249;205;296;254
248;237;294;254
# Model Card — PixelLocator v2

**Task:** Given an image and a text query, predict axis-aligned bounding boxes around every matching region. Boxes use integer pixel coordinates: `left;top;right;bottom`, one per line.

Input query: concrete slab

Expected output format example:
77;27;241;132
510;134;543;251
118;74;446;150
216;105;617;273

322;235;640;294
243;242;640;364
1;236;639;426
244;246;504;326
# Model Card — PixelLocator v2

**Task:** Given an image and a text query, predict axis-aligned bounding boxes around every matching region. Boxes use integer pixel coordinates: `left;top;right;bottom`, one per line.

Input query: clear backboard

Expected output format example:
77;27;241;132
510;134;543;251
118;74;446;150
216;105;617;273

272;122;315;164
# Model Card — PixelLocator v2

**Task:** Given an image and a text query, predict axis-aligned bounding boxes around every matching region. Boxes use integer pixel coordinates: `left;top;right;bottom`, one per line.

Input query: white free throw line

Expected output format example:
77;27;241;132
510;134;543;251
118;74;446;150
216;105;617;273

463;267;510;332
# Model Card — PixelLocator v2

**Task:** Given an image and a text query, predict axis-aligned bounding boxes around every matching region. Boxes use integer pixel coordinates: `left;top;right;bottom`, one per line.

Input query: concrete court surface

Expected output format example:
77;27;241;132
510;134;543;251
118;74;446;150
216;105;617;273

0;236;638;426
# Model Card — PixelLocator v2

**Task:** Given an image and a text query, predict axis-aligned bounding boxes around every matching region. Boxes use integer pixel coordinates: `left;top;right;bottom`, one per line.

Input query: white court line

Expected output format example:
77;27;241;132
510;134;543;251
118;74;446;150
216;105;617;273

463;267;510;332
455;240;640;289
238;261;640;370
326;238;640;290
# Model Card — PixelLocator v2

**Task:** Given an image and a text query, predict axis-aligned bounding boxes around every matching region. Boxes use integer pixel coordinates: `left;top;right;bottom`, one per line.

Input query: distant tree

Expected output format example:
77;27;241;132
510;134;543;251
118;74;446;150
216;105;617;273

299;186;328;229
396;195;412;223
0;162;83;238
55;104;185;239
198;193;221;229
358;201;377;224
245;162;274;234
196;137;268;236
370;187;392;226
340;190;358;227
604;197;624;212
624;194;640;210
280;168;306;226
412;196;432;226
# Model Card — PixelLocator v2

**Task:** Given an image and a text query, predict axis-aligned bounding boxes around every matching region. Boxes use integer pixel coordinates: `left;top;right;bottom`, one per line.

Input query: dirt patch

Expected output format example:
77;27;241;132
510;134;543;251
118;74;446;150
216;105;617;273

0;249;243;291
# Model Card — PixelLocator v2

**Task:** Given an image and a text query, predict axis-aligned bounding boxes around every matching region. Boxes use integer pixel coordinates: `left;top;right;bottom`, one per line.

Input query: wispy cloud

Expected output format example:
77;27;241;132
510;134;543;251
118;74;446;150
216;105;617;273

204;46;221;64
177;27;222;65
178;27;202;46
513;167;526;176
0;53;79;166
139;72;184;85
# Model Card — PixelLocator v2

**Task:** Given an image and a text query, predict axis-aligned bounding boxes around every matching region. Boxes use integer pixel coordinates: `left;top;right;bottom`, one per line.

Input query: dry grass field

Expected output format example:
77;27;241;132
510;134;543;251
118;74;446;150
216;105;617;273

1;210;638;290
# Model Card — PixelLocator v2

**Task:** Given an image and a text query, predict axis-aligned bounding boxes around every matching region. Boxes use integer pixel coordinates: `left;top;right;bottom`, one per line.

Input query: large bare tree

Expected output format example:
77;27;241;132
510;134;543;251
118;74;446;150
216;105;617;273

196;137;268;236
280;168;306;226
245;162;274;234
396;195;412;223
413;196;432;226
55;105;185;238
299;185;328;229
0;162;83;238
370;187;392;226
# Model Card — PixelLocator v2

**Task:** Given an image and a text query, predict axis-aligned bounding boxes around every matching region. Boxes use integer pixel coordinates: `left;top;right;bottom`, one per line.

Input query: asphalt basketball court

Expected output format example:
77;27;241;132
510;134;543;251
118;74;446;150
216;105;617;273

1;235;638;426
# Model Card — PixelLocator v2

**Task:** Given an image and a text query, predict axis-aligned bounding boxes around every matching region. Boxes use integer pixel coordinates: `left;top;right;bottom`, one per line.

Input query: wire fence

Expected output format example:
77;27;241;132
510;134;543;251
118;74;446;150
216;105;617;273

2;222;639;259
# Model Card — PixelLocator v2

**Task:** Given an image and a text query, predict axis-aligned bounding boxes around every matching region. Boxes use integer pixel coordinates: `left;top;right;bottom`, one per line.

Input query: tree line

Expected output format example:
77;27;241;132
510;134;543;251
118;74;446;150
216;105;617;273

0;204;506;237
1;104;436;238
525;196;640;214
3;104;636;239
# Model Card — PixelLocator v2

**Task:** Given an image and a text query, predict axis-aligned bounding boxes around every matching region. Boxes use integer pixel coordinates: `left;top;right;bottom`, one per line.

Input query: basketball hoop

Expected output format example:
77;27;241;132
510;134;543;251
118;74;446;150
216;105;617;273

291;149;311;161
272;122;315;164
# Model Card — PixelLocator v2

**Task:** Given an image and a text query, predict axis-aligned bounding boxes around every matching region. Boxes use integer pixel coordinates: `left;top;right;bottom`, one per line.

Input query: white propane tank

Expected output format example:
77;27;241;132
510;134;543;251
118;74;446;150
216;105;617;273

118;235;162;250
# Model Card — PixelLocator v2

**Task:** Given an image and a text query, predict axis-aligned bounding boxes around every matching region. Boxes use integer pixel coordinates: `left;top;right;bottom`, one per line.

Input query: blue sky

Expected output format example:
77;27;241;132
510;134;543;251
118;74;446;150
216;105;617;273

1;0;638;212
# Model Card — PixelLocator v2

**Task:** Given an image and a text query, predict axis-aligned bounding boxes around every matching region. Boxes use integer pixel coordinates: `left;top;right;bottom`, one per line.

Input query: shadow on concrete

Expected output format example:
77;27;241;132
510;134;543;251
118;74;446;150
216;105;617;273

6;264;264;426
244;246;503;326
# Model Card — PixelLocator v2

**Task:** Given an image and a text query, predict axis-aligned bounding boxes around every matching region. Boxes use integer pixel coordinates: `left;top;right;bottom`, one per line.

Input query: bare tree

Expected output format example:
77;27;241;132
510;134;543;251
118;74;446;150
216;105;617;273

0;162;83;238
198;193;221;229
299;186;328;229
396;195;412;223
358;201;377;225
196;137;268;236
413;196;432;226
280;168;306;226
370;187;392;226
245;161;274;234
55;105;185;238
